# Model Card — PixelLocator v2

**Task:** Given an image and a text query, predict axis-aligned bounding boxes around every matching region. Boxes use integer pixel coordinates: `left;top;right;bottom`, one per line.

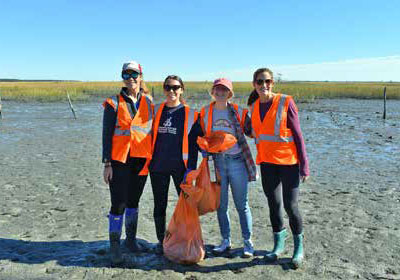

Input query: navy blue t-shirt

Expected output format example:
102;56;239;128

150;104;186;173
149;104;202;173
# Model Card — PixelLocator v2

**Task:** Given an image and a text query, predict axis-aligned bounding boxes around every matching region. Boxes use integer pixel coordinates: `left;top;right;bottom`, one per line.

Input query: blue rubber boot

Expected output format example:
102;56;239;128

292;233;304;269
124;208;142;252
264;228;287;261
109;213;124;266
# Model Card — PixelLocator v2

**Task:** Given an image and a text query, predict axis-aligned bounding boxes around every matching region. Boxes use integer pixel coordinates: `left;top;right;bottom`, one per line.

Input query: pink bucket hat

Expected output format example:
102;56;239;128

212;78;233;92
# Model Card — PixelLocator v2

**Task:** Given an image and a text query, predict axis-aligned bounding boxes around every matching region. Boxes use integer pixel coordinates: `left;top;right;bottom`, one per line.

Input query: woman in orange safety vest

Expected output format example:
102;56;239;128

148;75;202;254
199;78;257;258
102;61;153;266
248;68;310;268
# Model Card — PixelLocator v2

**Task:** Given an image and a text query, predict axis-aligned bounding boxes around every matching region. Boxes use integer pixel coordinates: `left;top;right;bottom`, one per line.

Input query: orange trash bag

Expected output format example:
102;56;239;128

163;171;205;264
195;131;237;215
195;158;221;215
197;130;237;153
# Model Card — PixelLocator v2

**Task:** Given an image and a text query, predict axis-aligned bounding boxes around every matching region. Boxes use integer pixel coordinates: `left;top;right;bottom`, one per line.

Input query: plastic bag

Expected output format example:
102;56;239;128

163;172;205;264
196;131;237;153
195;158;221;215
163;131;237;264
194;131;236;215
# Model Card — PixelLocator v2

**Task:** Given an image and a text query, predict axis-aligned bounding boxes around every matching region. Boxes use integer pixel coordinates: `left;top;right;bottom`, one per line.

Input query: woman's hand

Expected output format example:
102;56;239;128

182;168;192;184
103;165;113;185
301;176;309;183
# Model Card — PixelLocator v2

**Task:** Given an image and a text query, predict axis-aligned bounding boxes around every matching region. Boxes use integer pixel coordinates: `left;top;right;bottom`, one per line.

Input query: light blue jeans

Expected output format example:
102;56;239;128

213;153;252;241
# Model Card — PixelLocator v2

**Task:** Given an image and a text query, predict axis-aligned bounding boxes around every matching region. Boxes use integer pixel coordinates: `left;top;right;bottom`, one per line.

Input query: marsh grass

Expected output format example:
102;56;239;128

0;82;120;102
1;81;399;102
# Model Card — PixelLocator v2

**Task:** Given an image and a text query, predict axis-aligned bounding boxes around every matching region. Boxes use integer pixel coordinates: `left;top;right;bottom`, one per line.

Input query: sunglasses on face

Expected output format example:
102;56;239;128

122;71;140;80
164;84;182;91
213;85;230;92
256;79;273;85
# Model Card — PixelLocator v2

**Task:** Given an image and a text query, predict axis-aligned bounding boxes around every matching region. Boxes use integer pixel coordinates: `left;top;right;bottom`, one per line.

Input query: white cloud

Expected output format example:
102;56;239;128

189;56;400;82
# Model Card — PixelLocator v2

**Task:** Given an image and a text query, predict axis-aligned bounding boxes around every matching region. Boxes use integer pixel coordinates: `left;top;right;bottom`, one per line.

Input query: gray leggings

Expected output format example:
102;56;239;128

260;163;303;235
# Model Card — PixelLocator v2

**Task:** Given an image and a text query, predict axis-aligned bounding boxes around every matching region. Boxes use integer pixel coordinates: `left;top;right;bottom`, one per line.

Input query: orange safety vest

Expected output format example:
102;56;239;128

251;94;298;165
199;102;247;136
152;103;198;168
103;94;153;175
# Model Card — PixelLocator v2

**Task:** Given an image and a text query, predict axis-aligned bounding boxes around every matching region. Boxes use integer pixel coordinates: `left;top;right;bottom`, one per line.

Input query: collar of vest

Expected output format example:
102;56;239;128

120;87;143;103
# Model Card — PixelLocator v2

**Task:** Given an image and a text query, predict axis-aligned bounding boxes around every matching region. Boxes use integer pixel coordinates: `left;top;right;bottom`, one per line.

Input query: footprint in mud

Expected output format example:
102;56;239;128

19;231;32;238
230;267;246;274
50;206;68;212
8;207;22;217
125;253;163;267
185;276;199;280
47;233;57;239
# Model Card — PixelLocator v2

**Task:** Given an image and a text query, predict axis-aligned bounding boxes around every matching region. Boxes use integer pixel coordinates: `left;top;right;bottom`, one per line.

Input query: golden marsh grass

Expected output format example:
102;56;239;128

0;81;399;102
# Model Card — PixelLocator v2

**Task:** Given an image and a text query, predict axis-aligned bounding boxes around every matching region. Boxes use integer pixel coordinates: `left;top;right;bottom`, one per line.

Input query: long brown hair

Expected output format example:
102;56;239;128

247;68;274;106
163;75;186;105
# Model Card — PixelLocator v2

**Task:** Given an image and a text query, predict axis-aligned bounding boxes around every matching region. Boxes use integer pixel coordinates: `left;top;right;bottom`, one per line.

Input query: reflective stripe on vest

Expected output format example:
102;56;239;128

108;96;118;111
253;95;294;143
187;107;196;133
107;94;153;168
131;97;153;134
114;95;153;137
114;127;130;136
201;102;243;135
258;134;293;142
182;107;196;163
274;94;287;137
251;94;298;165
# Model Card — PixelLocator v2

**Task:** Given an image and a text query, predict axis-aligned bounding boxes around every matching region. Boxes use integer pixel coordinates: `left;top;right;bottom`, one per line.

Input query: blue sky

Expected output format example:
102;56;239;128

1;0;399;81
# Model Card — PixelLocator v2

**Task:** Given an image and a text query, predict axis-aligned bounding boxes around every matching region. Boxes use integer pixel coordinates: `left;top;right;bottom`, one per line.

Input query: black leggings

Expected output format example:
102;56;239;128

260;163;303;235
109;158;147;215
150;169;184;219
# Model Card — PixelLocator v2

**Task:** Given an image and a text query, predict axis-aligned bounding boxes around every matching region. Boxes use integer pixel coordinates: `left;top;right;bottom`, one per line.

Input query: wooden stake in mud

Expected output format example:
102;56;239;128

67;92;77;119
0;94;3;119
383;86;387;120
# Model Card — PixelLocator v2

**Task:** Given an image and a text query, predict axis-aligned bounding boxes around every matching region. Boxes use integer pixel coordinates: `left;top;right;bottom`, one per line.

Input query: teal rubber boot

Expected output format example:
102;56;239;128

264;228;287;261
292;233;304;269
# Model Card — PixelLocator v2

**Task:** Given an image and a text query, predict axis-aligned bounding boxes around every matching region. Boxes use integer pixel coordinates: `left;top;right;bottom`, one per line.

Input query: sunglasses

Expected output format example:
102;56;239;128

256;79;273;85
164;84;182;91
122;71;140;80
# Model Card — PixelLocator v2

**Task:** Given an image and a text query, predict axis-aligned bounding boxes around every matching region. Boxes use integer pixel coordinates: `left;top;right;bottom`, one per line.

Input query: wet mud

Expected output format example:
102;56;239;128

0;98;399;279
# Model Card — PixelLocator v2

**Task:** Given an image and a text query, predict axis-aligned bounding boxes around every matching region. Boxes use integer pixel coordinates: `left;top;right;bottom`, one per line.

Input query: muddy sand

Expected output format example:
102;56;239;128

0;98;399;280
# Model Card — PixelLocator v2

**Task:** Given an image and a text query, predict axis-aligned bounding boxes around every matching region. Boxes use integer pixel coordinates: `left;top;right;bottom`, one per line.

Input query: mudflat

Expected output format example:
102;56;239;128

0;98;399;280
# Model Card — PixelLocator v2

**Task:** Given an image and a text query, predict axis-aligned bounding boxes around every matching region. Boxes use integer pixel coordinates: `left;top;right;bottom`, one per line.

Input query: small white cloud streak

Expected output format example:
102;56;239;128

188;56;400;82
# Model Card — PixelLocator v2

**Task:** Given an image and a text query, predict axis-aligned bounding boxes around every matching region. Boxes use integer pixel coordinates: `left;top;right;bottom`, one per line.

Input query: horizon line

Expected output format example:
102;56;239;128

1;79;400;83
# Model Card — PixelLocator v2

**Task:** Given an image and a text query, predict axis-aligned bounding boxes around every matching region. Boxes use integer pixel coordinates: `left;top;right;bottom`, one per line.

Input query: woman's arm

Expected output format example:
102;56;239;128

243;113;253;137
187;119;204;170
287;99;310;178
102;103;117;163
